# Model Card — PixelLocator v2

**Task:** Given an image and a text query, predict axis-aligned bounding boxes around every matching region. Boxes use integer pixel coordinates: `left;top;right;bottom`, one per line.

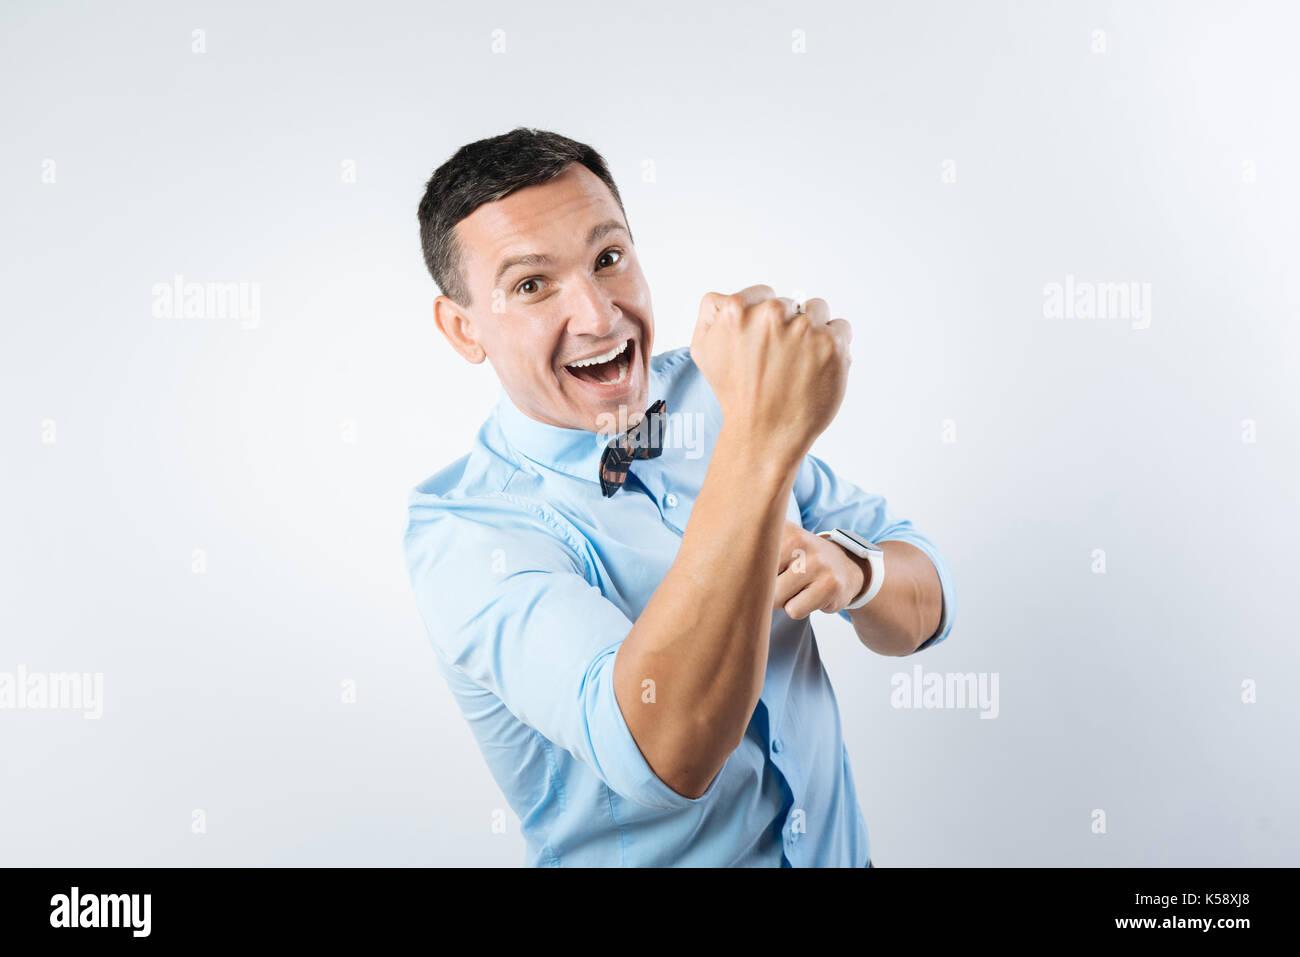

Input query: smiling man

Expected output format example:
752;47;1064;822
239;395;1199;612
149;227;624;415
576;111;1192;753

403;127;956;867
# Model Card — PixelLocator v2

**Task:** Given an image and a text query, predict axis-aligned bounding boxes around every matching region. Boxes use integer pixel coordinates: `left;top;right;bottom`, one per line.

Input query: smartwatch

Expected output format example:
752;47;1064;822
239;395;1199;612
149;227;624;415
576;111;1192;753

817;529;885;610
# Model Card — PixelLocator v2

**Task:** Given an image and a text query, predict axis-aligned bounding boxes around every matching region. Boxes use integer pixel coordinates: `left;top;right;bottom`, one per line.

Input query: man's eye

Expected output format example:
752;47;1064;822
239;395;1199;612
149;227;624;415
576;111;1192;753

516;278;541;296
596;248;623;269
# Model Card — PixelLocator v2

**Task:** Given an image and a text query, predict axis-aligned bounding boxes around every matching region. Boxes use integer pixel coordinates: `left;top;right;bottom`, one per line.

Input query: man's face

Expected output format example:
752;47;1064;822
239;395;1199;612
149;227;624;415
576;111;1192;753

444;163;654;433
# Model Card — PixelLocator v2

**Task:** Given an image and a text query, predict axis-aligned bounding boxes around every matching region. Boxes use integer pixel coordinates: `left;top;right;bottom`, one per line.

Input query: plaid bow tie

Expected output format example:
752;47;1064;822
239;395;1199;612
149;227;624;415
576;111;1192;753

599;399;668;497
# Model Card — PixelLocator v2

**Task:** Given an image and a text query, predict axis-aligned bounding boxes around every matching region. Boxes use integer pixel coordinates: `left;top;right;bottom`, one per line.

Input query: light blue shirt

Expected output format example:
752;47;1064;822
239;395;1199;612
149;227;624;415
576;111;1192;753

403;346;955;866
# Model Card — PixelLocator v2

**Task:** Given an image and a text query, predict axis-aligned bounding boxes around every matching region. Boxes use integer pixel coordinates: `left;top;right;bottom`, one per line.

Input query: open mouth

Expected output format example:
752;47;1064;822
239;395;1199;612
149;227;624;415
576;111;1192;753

563;337;633;387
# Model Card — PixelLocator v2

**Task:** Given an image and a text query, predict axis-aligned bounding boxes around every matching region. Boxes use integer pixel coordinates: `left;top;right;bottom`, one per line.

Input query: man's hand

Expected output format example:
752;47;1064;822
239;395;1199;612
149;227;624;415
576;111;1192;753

772;521;867;619
690;285;852;473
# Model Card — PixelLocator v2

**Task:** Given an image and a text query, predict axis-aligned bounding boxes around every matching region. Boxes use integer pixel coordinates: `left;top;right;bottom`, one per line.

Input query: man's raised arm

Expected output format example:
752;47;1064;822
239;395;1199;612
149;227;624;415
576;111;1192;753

612;285;851;799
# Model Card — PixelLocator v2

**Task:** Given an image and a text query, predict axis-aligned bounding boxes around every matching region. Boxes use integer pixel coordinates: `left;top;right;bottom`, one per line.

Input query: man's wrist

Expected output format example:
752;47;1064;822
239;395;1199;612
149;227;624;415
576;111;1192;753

818;529;884;610
715;424;803;485
845;555;872;607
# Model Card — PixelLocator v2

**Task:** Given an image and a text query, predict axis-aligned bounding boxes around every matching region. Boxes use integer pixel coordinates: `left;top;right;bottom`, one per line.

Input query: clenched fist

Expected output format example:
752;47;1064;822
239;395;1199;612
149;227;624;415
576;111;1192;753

690;284;852;470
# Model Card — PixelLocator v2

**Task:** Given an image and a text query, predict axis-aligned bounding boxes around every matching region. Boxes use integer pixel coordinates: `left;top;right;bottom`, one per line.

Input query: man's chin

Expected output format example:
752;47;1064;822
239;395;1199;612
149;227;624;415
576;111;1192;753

579;392;649;436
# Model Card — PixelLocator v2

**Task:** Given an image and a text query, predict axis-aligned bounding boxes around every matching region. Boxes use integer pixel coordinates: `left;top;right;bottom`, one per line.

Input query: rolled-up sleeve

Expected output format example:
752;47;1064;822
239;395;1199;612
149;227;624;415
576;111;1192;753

403;493;725;809
793;453;956;651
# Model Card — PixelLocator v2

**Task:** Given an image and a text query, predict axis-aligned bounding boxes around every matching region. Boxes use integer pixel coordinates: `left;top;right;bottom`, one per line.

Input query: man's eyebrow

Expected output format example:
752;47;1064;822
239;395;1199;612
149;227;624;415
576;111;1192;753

493;252;552;288
492;220;629;288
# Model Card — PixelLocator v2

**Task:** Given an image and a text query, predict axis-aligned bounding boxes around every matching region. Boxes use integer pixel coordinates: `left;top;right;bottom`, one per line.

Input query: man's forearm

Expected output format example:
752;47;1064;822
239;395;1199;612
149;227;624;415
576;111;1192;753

845;541;943;656
614;424;797;799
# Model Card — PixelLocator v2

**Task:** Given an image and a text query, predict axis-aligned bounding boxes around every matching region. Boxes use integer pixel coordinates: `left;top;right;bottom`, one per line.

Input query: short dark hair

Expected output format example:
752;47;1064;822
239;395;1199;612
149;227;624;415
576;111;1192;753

417;127;631;307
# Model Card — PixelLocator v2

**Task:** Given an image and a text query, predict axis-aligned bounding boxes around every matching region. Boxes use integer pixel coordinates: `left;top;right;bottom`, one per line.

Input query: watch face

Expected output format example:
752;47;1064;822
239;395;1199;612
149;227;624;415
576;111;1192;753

837;529;879;552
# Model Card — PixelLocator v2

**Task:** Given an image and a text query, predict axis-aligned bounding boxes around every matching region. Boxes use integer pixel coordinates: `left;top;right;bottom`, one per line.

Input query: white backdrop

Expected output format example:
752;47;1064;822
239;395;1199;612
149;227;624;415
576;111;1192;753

3;0;1297;866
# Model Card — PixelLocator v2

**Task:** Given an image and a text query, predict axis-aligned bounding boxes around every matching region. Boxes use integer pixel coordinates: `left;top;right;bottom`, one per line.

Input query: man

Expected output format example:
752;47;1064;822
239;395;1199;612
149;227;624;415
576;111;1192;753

403;127;955;867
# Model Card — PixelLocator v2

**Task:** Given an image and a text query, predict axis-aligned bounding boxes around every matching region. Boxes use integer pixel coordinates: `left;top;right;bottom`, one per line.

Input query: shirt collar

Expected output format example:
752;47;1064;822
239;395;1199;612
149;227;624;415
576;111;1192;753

495;361;668;485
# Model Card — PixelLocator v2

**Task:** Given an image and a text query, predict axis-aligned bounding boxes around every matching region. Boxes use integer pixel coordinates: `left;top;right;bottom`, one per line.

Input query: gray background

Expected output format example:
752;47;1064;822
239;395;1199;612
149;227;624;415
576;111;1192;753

2;0;1296;866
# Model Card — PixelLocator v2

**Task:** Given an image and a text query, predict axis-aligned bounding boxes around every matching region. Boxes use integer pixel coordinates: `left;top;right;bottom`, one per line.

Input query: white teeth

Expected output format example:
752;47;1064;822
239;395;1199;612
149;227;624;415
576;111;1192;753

567;339;629;368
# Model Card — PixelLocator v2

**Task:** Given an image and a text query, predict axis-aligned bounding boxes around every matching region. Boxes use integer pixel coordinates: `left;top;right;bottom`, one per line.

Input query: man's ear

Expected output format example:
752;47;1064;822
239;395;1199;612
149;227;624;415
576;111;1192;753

433;295;487;364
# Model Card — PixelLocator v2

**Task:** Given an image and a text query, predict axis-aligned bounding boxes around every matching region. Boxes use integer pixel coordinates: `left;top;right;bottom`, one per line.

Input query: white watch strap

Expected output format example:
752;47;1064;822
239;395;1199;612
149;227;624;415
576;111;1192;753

818;529;885;610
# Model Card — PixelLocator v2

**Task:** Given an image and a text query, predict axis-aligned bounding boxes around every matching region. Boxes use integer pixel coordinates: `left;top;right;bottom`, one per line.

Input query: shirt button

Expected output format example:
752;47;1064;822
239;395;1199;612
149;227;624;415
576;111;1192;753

664;493;678;508
772;738;783;753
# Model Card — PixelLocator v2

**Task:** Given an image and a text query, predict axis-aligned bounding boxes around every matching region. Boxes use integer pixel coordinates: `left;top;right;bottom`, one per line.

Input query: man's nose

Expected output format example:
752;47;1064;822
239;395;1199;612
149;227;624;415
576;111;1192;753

563;278;619;338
